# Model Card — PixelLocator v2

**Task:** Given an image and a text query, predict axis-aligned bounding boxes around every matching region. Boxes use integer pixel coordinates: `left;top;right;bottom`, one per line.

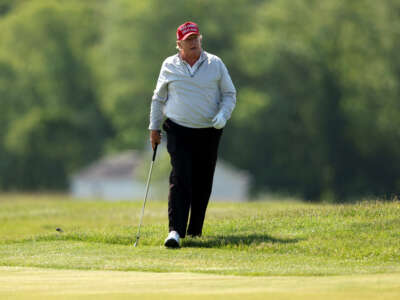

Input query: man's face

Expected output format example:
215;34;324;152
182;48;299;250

178;34;202;56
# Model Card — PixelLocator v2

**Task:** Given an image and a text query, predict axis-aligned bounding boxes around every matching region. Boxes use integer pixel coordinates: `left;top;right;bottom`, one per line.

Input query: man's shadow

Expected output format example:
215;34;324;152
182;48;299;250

181;234;301;248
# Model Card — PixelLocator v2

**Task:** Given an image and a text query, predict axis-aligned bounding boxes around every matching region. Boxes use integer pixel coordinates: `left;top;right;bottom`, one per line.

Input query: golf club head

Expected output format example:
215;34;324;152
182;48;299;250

134;237;139;247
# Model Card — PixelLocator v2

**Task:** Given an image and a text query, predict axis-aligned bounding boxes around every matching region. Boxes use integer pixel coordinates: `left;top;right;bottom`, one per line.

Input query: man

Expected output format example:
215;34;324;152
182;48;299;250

149;21;236;248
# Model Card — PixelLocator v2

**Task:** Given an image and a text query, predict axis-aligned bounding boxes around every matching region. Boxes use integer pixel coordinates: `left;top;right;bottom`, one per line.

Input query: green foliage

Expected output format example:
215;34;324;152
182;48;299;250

0;0;114;190
1;0;400;200
224;0;400;200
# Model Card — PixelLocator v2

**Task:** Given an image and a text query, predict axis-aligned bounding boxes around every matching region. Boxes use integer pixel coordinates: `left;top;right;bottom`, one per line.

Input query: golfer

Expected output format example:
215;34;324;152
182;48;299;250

149;21;236;248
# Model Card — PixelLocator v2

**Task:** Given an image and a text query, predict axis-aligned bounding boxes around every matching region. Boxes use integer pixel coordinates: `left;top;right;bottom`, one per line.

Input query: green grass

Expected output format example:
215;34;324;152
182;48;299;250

0;194;400;299
1;267;400;300
0;194;399;276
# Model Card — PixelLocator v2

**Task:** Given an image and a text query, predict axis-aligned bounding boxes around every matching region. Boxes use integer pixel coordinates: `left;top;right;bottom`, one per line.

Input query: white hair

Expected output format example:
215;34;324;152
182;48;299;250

176;34;203;50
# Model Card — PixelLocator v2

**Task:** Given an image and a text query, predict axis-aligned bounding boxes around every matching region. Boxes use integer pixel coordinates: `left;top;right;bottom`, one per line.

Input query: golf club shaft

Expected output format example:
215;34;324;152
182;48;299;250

134;144;158;247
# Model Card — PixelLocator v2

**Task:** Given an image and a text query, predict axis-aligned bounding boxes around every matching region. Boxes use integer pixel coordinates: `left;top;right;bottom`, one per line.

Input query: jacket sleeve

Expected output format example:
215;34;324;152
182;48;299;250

218;60;236;120
149;61;169;130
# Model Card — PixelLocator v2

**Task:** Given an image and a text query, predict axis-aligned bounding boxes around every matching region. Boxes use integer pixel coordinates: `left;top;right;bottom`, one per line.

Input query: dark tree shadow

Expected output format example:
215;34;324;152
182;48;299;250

181;234;302;248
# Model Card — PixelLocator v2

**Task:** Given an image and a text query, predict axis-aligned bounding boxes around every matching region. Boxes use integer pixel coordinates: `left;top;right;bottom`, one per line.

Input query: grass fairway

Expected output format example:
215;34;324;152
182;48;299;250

0;194;399;298
1;267;400;300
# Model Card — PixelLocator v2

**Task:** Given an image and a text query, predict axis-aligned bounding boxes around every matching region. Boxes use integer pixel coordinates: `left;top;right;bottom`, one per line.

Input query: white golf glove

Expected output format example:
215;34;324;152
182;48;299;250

212;111;226;129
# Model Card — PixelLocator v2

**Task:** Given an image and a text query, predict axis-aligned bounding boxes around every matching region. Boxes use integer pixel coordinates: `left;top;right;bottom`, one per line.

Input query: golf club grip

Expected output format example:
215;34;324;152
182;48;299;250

152;143;158;161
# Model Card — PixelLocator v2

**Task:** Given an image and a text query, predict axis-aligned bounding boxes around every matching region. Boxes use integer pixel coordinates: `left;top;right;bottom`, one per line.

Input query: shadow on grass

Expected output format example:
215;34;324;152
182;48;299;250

12;233;302;249
181;234;302;248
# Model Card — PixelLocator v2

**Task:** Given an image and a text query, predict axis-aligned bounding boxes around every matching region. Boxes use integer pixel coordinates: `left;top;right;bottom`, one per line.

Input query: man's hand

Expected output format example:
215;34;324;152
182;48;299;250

150;130;161;150
212;111;226;129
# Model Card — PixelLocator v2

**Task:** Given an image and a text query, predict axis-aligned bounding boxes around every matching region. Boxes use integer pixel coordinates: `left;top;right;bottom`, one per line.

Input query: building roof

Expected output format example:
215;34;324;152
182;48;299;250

72;149;251;186
72;150;141;180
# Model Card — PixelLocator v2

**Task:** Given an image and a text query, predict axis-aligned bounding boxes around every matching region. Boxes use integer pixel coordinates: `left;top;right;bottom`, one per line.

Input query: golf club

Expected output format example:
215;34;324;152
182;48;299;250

134;143;158;247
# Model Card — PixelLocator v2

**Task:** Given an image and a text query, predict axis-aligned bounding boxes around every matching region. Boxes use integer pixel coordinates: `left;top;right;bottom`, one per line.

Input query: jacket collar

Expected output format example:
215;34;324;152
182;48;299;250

177;51;207;65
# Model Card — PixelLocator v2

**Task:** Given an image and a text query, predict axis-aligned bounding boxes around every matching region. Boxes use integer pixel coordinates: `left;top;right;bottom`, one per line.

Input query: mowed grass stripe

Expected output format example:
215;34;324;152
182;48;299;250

1;267;400;300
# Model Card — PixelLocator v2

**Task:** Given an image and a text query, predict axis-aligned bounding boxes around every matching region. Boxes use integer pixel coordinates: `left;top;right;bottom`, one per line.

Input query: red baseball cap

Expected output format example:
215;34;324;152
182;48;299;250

176;22;200;40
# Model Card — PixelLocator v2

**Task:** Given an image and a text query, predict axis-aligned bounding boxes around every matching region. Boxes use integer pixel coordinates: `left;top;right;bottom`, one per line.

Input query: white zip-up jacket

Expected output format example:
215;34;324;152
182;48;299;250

149;51;236;130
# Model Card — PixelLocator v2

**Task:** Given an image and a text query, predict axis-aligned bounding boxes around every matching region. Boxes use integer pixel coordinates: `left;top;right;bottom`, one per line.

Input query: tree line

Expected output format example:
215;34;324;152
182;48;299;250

1;0;400;201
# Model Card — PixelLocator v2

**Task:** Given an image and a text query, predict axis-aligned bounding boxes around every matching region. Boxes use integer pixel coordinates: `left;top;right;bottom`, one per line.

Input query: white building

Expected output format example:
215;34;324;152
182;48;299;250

70;150;250;202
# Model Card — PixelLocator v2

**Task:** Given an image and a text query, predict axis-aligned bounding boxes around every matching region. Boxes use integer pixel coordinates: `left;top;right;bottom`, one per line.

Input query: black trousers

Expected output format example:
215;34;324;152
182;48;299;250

163;119;222;238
